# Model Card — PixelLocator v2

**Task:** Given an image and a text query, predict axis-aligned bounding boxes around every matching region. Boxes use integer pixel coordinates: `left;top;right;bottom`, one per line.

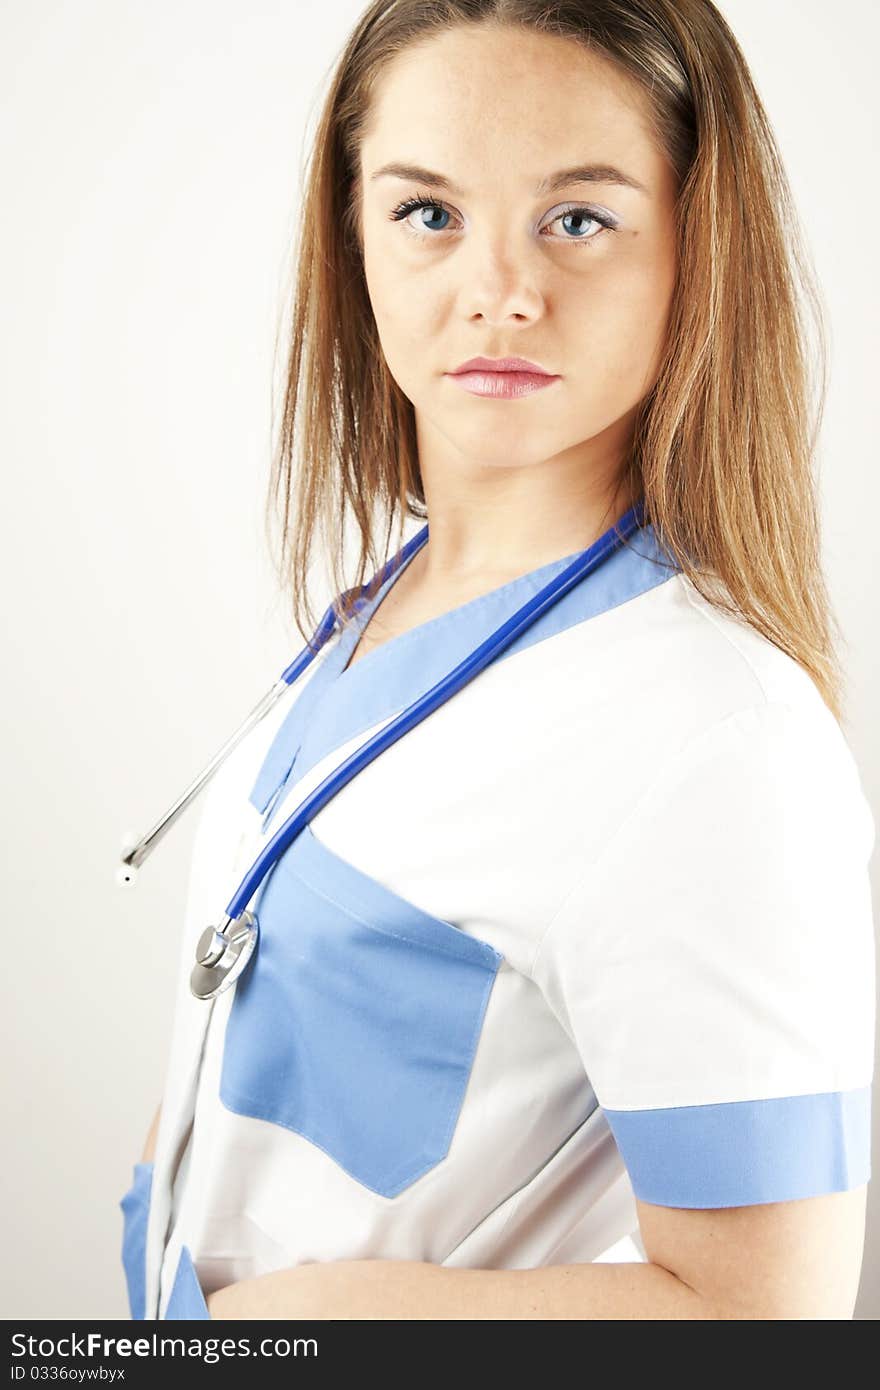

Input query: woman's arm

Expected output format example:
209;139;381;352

205;1186;869;1319
140;1101;162;1164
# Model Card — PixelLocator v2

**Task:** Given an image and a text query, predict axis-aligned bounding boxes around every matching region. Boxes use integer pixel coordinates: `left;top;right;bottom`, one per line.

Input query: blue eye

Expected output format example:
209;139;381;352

387;193;617;248
390;197;453;233
389;198;450;233
552;208;608;240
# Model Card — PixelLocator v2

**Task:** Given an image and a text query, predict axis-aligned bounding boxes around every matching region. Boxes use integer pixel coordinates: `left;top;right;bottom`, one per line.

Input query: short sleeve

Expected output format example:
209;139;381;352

531;700;876;1209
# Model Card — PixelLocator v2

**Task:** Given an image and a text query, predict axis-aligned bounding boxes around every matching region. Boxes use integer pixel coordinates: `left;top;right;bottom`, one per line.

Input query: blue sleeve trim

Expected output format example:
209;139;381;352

603;1084;872;1208
163;1245;212;1320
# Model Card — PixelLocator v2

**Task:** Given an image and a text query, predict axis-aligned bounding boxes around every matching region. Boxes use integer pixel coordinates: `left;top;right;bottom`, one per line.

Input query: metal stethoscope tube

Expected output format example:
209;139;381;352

117;528;431;881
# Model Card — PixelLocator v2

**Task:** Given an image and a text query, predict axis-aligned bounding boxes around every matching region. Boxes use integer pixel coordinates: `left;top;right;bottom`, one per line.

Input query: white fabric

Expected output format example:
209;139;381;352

139;555;875;1319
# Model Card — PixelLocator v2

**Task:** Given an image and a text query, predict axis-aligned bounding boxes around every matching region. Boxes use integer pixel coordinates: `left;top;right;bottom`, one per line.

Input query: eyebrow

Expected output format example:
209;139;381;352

369;161;649;196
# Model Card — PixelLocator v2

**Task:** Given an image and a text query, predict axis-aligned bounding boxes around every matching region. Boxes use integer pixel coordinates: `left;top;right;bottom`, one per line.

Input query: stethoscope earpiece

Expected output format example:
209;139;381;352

117;829;140;885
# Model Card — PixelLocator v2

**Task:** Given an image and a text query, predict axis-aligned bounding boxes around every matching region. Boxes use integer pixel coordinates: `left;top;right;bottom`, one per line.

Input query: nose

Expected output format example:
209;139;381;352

458;230;546;326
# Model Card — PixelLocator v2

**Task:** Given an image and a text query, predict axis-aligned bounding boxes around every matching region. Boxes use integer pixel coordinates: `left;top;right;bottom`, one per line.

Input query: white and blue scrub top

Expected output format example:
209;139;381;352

119;520;876;1320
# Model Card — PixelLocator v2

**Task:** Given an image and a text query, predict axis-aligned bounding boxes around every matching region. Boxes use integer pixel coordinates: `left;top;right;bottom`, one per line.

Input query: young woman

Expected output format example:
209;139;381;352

119;0;875;1320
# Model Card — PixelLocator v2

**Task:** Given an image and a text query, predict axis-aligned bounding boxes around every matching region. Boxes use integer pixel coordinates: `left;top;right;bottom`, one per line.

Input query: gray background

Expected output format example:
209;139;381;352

1;0;876;1318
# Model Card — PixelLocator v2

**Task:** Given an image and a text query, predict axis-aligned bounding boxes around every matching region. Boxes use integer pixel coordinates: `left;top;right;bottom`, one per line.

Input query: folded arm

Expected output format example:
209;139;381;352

206;1184;868;1320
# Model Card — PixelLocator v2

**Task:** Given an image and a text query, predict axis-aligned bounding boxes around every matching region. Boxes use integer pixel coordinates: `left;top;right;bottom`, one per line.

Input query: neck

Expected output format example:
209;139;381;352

412;408;639;583
416;477;638;586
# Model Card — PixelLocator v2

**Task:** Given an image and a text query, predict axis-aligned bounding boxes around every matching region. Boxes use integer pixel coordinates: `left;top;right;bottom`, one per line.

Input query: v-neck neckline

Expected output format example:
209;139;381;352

249;514;682;825
330;530;605;684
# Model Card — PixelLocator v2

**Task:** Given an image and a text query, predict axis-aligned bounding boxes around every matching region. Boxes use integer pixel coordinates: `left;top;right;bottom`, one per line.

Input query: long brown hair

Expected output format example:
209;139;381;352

265;0;845;722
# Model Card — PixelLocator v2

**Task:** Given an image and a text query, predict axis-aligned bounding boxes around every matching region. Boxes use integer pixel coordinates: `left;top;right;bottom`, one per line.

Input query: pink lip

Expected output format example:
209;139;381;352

450;355;555;375
445;355;561;399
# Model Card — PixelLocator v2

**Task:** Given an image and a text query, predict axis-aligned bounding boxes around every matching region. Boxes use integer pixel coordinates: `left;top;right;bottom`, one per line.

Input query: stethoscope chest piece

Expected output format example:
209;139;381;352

189;911;259;1000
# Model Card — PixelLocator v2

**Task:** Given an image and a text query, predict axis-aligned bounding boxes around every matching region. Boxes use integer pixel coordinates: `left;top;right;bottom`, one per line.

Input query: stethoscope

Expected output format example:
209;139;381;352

118;497;647;1001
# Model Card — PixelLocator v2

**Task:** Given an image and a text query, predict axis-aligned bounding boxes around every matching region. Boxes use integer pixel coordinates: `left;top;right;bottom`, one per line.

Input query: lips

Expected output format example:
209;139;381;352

445;364;561;400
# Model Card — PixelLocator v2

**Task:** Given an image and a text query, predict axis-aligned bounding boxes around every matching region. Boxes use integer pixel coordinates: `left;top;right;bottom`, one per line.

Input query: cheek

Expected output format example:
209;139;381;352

564;249;676;396
364;259;447;397
365;246;431;334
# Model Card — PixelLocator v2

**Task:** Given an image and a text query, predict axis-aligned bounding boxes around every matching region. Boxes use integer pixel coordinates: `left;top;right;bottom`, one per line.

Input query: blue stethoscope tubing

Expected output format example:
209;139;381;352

231;496;647;918
120;497;646;999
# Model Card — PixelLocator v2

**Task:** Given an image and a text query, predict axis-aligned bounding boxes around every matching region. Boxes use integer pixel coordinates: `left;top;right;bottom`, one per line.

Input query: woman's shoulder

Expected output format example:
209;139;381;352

543;560;829;736
631;572;873;846
540;564;872;843
666;569;830;715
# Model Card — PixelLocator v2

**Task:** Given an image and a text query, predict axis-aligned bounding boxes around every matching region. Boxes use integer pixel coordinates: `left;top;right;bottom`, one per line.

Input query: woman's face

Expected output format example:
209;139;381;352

357;24;679;477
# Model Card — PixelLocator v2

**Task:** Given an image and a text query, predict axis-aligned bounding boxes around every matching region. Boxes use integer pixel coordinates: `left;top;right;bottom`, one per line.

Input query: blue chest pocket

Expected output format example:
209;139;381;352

163;1246;211;1320
219;824;503;1198
119;1160;154;1320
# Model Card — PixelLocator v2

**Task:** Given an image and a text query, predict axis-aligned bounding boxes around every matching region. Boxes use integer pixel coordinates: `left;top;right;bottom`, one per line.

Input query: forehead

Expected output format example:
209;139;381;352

361;24;662;190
